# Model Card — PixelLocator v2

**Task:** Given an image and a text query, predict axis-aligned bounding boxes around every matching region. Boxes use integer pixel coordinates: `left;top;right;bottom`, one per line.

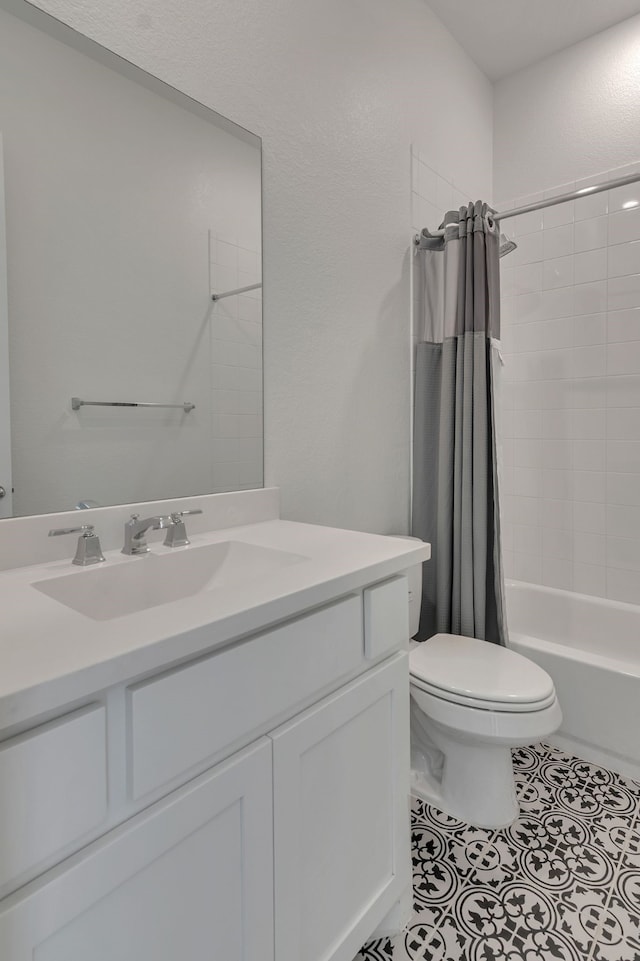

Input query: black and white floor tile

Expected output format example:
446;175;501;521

355;744;640;961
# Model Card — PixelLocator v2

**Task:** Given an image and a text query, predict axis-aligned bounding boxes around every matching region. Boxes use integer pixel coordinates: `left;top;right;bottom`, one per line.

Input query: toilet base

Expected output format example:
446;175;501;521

411;720;520;829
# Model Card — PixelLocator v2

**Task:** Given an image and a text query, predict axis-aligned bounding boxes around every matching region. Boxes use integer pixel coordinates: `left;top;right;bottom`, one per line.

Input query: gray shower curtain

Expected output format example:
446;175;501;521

412;201;507;645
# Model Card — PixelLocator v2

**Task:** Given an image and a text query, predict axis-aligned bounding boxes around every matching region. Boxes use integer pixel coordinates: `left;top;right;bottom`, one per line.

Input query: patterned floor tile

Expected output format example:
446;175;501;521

590;892;640;961
411;798;495;912
357;745;640;961
401;912;467;961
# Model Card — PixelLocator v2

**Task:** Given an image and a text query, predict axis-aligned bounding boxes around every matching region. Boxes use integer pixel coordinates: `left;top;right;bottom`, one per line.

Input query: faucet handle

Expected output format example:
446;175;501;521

164;509;203;548
49;525;105;566
49;524;95;536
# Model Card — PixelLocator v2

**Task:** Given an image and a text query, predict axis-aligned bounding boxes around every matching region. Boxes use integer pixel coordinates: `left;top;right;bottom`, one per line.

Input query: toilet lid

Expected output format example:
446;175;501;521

409;633;555;707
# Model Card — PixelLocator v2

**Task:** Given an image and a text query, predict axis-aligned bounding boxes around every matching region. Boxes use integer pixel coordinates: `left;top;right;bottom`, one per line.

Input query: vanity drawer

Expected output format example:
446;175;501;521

128;594;364;799
363;576;409;659
0;704;107;890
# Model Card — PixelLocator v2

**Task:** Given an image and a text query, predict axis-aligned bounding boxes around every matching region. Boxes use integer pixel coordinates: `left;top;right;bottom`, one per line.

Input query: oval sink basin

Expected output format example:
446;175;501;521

33;541;308;621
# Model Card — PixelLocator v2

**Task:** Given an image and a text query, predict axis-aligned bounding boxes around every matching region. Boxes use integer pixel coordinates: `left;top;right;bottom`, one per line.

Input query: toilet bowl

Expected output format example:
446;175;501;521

394;536;562;829
409;635;562;828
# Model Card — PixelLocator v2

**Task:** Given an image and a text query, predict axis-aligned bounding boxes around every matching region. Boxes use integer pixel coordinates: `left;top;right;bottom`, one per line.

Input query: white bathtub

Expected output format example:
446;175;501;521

506;580;640;781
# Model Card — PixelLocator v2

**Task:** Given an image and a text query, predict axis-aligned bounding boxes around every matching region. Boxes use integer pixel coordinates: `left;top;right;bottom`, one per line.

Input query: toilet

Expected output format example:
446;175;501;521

401;542;562;829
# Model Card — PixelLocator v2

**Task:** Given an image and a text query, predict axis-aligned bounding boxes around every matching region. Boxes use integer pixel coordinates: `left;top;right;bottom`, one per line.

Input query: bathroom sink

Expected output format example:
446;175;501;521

32;541;307;621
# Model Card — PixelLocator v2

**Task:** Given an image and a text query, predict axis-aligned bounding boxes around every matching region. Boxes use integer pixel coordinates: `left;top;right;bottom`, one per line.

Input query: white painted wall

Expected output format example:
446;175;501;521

494;14;640;201
0;6;261;516
495;17;640;607
27;0;493;533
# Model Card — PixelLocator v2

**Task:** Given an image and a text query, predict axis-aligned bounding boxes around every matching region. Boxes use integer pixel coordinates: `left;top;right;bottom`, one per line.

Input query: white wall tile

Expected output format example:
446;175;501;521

511;209;544;237
574;313;606;346
574;501;606;533
574;191;608;222
606;407;640;442
607;374;640;407
574;280;607;315
542;439;572;469
608;182;640;213
570;377;607;409
607;340;640;375
542;557;573;590
513;524;542;554
574;216;607;252
542;409;571;439
510;231;543;266
511;263;543;296
514;291;545;324
511;323;542;353
572;470;606;503
542;468;573;500
574;249;607;285
609;207;640;245
541;286;574;320
607;472;640;506
608;240;640;277
539;317;572;351
542;526;573;559
512;410;542;437
573;440;606;471
543;225;573;260
572;408;605;439
501;175;640;605
607;441;640;473
607;504;640;540
573;562;606;596
608;241;640;278
573;346;606;378
607;308;640;342
512;467;542;497
608;274;640;310
606;567;640;605
512;552;543;583
573;531;605;559
606;536;640;572
543;255;574;290
541;498;572;530
543;201;574;229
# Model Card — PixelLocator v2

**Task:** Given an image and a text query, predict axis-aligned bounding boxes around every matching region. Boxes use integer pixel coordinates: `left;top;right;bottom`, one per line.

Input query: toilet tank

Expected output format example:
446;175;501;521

389;535;424;638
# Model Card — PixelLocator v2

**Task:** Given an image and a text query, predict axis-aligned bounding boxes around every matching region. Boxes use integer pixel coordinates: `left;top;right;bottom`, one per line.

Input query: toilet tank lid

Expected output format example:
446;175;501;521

409;633;555;705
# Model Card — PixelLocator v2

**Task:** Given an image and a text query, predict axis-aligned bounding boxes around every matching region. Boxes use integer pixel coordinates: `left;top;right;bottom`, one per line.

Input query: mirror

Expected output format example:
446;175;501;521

0;1;263;519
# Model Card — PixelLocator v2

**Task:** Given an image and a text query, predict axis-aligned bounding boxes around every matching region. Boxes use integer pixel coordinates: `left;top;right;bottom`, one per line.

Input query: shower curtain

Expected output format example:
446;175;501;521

412;201;507;645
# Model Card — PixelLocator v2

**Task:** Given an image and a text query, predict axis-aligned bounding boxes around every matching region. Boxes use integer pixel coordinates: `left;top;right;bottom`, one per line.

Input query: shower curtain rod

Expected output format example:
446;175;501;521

414;170;640;245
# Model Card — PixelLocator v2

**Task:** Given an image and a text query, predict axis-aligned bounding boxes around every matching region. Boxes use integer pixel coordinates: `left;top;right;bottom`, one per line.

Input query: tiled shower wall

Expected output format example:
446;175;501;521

499;162;640;605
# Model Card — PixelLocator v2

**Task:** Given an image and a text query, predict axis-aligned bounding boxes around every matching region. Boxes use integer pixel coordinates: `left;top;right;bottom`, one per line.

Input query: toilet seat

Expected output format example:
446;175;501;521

409;633;556;713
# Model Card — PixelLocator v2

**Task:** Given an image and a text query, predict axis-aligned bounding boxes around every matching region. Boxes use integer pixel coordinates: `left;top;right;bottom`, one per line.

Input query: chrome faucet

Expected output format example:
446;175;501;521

122;513;176;555
49;524;106;566
162;509;203;548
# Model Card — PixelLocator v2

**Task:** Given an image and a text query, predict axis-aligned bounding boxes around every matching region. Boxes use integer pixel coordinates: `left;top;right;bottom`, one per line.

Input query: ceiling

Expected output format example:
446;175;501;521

425;0;640;80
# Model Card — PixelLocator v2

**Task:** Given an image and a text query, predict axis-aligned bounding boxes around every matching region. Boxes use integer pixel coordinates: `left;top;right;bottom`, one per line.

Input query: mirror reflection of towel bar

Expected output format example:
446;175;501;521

211;282;262;301
71;397;195;412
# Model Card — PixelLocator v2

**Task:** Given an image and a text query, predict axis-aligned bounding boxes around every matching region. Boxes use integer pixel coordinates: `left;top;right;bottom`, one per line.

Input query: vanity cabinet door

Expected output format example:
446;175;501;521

0;738;273;961
272;653;410;961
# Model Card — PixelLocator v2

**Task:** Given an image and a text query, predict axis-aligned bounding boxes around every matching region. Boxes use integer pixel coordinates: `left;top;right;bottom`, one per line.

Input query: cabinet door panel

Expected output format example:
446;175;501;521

272;654;409;961
0;738;273;961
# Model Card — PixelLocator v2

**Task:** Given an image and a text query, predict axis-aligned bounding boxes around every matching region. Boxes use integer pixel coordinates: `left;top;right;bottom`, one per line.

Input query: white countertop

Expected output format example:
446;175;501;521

0;518;430;728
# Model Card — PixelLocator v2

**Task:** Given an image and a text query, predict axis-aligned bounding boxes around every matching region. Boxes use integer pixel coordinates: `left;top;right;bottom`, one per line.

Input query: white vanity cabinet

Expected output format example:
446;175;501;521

0;575;411;961
273;654;409;961
0;738;274;961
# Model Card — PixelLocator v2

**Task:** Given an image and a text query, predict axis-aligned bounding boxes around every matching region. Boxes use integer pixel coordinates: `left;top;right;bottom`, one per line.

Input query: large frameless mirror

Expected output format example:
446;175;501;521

0;0;263;519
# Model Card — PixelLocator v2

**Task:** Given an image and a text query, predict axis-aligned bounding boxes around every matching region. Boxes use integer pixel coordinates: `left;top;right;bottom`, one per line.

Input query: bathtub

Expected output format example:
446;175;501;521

506;580;640;781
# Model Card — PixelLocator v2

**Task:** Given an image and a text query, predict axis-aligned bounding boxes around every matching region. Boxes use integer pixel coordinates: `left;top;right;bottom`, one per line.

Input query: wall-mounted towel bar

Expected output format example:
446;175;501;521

211;282;262;301
72;397;195;413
